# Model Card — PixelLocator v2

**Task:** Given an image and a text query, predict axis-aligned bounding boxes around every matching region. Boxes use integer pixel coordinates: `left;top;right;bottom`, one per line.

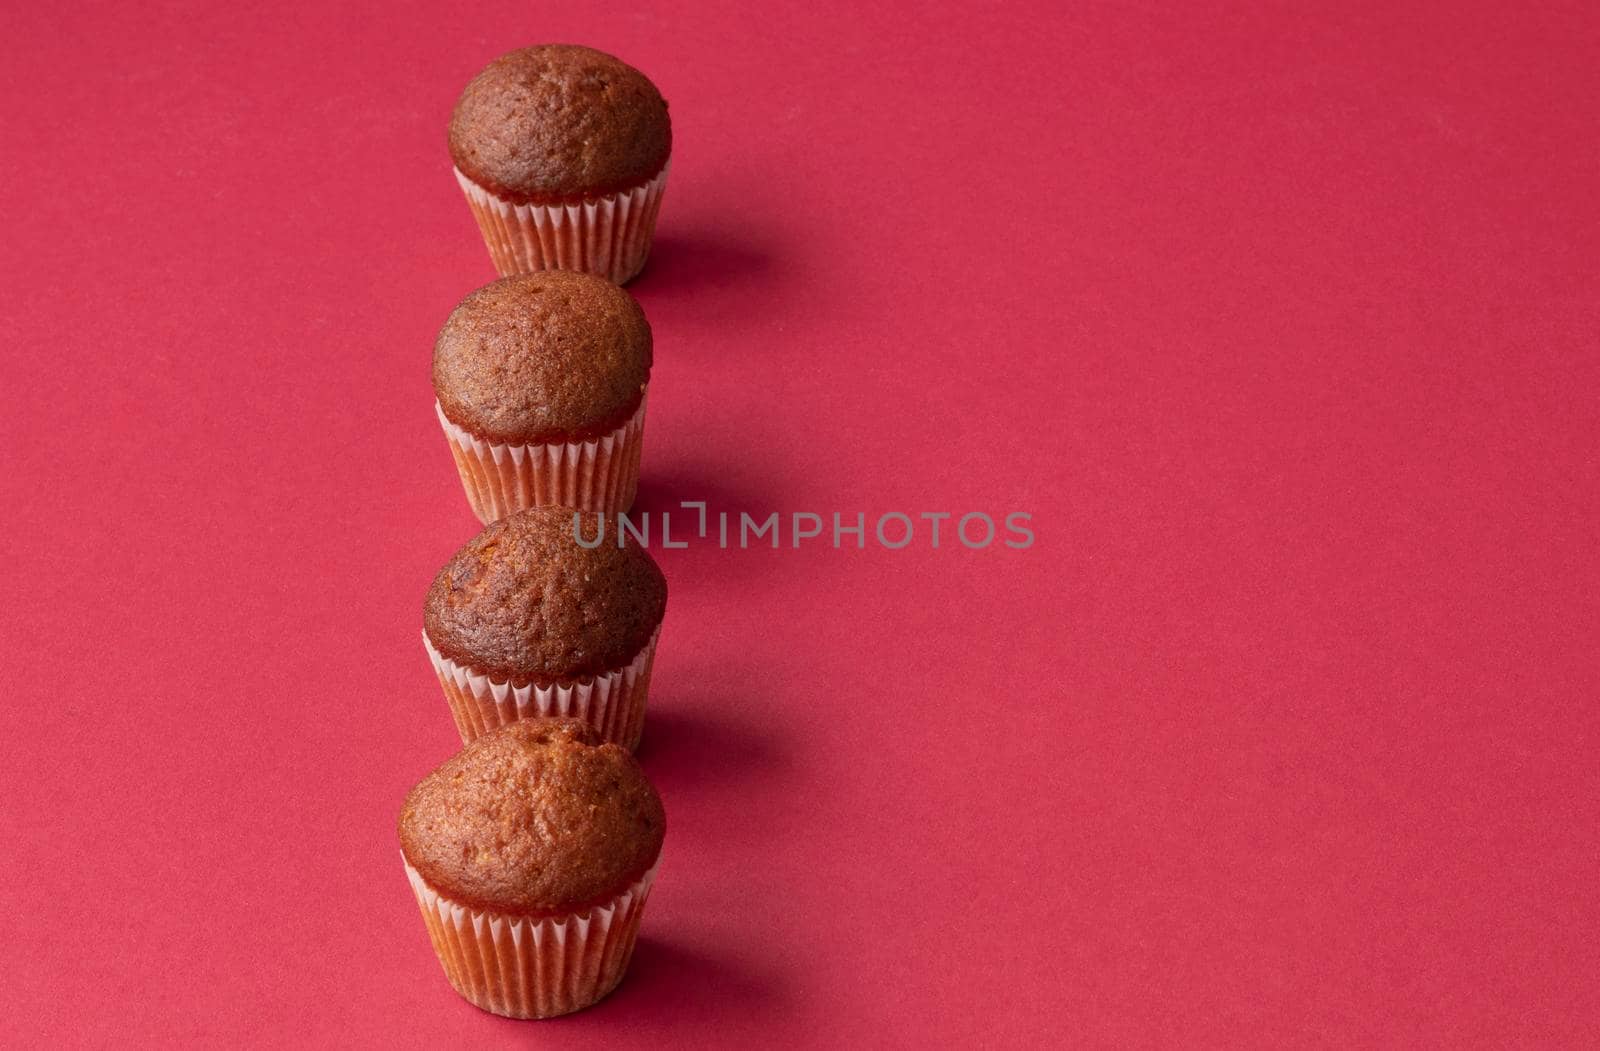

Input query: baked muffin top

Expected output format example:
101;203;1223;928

449;44;671;204
399;719;665;916
424;506;667;683
433;271;652;445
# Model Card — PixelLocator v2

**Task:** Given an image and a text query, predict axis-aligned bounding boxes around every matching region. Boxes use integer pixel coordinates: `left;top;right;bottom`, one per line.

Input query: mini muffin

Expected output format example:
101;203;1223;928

433;271;651;522
450;44;671;284
400;718;666;1019
424;506;667;748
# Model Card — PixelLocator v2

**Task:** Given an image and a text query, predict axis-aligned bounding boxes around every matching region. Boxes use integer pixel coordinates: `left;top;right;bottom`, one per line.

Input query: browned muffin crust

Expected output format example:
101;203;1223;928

424;507;667;683
399;719;665;916
449;44;671;205
433;271;652;445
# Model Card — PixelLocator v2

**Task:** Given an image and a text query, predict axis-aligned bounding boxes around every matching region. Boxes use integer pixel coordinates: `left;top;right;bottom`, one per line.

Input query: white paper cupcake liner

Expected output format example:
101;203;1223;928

438;392;647;522
455;164;669;285
404;859;658;1020
424;626;660;749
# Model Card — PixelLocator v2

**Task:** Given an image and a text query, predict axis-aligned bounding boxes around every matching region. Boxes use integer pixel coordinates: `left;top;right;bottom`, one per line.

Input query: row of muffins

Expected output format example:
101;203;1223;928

398;44;679;1020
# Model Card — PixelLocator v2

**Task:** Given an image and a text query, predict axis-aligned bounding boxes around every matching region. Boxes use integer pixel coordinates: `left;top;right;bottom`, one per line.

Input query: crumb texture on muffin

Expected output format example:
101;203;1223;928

449;44;671;204
424;506;667;683
399;719;666;916
433;271;652;444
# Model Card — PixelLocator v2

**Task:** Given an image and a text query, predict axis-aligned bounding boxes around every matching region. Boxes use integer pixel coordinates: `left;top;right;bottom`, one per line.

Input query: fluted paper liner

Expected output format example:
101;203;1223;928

404;859;658;1019
438;393;647;522
455;165;669;284
424;626;660;749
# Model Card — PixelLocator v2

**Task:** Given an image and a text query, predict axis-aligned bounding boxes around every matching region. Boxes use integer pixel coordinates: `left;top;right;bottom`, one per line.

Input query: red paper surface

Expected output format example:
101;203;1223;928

3;2;1597;1046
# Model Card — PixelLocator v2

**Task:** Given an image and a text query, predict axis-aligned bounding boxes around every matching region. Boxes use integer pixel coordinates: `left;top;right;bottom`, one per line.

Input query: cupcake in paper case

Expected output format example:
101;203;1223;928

433;271;651;521
450;44;671;284
399;719;666;1019
424;506;667;749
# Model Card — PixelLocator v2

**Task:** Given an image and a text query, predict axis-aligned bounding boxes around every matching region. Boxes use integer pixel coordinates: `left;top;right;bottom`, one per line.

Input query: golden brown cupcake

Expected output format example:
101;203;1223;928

450;44;671;283
423;506;667;748
400;719;666;1019
433;271;652;522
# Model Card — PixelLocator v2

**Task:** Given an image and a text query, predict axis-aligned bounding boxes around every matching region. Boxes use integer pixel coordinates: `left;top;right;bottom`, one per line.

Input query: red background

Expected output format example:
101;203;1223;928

3;1;1597;1046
